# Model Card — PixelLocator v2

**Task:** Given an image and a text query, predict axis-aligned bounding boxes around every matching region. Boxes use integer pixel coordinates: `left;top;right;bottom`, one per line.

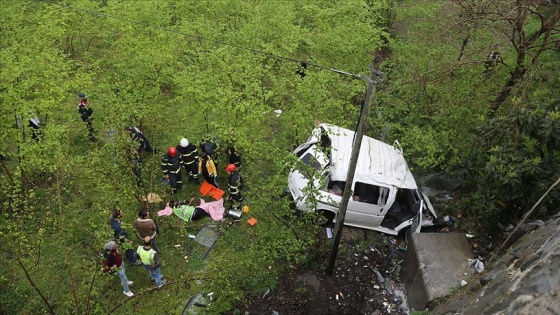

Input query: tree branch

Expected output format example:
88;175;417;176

18;259;56;315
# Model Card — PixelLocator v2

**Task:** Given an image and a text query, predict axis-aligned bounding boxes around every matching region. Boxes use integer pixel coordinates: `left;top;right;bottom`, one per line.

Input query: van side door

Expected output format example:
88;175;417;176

345;181;391;228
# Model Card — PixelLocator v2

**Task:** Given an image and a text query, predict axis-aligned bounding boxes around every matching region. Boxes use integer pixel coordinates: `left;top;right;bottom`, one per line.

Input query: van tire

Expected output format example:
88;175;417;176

398;226;411;240
314;210;335;227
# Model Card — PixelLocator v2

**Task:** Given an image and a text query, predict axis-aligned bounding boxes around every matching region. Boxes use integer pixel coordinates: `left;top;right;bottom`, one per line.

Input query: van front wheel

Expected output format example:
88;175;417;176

314;210;335;227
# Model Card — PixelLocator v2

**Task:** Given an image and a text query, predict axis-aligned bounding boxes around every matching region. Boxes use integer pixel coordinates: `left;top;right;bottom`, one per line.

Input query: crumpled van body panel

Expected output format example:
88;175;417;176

288;124;437;235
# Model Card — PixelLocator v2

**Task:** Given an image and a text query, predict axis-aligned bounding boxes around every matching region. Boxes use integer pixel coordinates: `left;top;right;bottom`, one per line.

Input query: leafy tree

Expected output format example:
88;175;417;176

1;0;386;314
455;101;560;224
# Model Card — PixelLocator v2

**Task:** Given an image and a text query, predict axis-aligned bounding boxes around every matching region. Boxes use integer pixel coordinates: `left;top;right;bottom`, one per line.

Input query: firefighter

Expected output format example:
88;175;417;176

161;147;182;195
176;138;200;184
225;164;242;209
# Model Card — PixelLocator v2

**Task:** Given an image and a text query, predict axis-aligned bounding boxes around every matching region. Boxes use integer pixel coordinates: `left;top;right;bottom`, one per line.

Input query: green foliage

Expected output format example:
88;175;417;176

0;0;382;314
1;0;558;313
454;102;560;225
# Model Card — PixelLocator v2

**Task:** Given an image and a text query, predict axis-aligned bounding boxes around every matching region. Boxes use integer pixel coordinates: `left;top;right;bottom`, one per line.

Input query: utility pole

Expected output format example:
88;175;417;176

326;65;381;275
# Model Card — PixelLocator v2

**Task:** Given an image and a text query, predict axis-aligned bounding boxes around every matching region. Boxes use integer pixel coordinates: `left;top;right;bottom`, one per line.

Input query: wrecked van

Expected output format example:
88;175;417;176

287;124;437;236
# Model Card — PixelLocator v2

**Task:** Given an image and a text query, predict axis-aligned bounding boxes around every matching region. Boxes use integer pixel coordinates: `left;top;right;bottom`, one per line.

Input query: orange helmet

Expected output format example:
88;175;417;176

168;147;177;157
226;164;237;173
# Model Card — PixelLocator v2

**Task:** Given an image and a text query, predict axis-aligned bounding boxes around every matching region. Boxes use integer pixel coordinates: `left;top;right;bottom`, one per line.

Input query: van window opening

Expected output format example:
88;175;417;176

327;179;346;196
352;182;388;205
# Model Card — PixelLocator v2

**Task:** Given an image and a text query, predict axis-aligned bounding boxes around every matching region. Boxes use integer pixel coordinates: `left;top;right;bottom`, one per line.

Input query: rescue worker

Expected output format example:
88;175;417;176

199;152;219;188
77;92;96;142
161;146;182;194
296;59;307;78
126;138;143;187
176;138;200;184
225;164;242;209
132;151;143;188
199;134;220;162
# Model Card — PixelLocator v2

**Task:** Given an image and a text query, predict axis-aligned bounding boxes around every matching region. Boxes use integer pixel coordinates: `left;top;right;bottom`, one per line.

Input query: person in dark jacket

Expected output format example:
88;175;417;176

226;145;241;169
161;146;182;194
125;126;157;154
77;92;96;141
225;164;242;209
199;135;221;168
110;209;142;265
177;138;200;184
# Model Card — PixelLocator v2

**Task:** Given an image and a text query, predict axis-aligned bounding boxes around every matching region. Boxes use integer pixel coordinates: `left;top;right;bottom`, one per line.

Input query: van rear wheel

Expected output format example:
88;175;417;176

314;210;335;227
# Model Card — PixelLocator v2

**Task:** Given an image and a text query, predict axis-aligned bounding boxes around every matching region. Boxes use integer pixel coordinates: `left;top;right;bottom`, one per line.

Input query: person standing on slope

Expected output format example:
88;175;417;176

177;138;200;184
161;147;183;195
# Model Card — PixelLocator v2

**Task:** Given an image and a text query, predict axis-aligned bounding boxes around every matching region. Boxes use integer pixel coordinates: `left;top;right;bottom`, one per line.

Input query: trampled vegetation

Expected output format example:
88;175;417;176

1;1;559;314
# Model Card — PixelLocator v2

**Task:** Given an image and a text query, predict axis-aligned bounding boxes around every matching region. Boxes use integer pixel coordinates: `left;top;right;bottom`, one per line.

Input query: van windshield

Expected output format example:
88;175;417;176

301;153;323;170
295;146;328;180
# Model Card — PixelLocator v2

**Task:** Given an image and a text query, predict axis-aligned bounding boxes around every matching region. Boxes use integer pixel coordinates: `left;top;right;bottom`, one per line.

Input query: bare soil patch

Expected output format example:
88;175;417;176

236;227;411;315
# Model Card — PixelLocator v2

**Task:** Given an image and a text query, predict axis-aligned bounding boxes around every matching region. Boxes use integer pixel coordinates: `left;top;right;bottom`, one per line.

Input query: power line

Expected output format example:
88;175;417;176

44;1;364;79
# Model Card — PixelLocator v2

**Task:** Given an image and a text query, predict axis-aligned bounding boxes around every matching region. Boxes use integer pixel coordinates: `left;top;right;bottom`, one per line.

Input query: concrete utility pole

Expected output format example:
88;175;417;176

326;65;381;275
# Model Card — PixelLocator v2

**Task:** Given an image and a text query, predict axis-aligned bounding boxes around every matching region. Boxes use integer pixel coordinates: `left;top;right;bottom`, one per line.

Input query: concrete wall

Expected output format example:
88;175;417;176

401;232;473;311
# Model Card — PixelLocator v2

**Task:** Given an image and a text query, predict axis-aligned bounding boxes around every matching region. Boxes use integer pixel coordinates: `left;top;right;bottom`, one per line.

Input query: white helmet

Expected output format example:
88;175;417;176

180;138;189;147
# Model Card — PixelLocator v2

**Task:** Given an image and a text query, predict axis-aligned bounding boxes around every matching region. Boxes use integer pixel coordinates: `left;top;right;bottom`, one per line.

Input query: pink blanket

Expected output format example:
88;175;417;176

198;198;225;220
157;204;173;217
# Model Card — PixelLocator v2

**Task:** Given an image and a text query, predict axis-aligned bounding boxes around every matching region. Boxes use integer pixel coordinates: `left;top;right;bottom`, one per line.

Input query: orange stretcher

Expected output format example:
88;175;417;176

199;180;225;200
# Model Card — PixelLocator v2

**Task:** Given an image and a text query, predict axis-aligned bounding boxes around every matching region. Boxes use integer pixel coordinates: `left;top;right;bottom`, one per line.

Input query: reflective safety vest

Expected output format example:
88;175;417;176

177;143;199;166
227;171;241;196
173;205;195;222
137;246;156;265
161;153;182;174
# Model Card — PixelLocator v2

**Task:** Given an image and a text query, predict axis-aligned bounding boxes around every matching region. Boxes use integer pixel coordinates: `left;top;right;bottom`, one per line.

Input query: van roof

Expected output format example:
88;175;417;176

318;124;418;189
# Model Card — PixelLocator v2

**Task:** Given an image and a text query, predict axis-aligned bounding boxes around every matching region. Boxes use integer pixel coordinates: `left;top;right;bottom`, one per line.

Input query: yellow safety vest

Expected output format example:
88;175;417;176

137;246;156;265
